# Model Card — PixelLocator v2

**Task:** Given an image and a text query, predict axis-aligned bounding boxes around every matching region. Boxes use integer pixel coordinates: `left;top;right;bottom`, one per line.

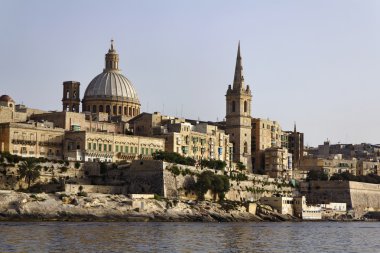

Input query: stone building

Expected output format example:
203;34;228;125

282;124;304;169
81;40;141;119
62;81;80;112
0;95;46;124
0;121;64;159
225;42;252;171
251;118;283;173
357;160;380;176
264;147;292;179
128;112;233;164
31;111;128;134
299;155;357;177
64;130;165;162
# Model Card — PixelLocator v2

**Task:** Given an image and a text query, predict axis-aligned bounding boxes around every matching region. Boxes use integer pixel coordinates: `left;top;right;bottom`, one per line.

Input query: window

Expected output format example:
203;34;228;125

99;105;104;112
109;145;112;151
98;144;102;151
113;105;117;115
106;105;110;113
92;105;97;113
66;90;69;99
146;148;149;154
135;147;138;153
232;101;236;112
88;143;91;150
116;145;119;152
73;90;76;99
244;101;247;112
93;143;96;150
125;146;129;153
118;106;122;114
104;144;107;151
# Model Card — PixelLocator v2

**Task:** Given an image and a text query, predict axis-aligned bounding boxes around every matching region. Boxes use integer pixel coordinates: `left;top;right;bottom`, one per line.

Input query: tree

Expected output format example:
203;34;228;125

74;161;81;169
194;171;214;200
194;171;230;201
18;160;41;189
236;162;246;172
306;170;328;182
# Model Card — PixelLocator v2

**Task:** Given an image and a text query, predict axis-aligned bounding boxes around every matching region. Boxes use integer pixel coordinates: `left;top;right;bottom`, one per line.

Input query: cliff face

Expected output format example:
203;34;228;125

0;190;263;222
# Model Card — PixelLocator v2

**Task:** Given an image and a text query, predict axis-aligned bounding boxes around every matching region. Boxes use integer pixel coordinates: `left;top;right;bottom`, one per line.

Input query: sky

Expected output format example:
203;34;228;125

0;0;379;147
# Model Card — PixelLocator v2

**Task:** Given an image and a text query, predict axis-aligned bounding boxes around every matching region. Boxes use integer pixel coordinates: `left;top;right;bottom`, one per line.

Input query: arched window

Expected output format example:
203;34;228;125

106;105;110;113
132;108;136;116
73;90;76;99
118;106;122;114
244;101;247;113
92;105;97;113
99;105;104;112
232;101;236;112
244;142;248;154
124;107;127;115
128;107;132;116
113;105;117;115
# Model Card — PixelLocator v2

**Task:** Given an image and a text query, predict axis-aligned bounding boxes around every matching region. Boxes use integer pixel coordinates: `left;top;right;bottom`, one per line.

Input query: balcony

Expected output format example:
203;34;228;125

39;141;62;147
12;139;37;146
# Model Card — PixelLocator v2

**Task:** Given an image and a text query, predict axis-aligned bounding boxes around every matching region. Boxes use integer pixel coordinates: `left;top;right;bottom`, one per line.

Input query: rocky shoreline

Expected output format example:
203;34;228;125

0;190;300;222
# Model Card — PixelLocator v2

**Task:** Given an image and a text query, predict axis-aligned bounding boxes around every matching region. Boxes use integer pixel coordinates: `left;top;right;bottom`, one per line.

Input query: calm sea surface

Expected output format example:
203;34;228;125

0;222;379;253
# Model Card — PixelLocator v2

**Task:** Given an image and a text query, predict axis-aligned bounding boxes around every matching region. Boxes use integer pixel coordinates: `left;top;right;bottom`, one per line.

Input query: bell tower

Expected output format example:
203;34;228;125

225;42;252;171
62;81;80;112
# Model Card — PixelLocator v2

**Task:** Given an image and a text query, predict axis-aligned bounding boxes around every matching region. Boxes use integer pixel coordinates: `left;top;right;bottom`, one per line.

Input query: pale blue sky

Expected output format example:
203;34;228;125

0;0;379;146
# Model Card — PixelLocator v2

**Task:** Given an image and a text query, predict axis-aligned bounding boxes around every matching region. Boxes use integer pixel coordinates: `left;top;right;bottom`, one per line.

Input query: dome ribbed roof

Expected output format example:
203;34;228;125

82;40;140;104
83;71;139;103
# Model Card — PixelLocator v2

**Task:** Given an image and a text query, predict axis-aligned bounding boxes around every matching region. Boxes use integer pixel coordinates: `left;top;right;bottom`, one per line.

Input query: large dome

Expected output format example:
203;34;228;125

84;71;139;103
82;40;141;118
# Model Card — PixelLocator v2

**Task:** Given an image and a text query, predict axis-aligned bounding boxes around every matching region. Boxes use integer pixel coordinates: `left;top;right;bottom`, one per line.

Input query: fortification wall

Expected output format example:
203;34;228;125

123;160;165;196
300;181;380;214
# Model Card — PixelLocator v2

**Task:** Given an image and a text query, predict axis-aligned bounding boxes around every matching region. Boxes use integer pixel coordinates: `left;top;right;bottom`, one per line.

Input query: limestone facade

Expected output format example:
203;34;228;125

357;160;380;176
264;147;292;179
252;118;283;173
62;81;80;112
300;156;357;177
63;130;165;162
225;43;252;171
128;112;233;164
0;122;64;159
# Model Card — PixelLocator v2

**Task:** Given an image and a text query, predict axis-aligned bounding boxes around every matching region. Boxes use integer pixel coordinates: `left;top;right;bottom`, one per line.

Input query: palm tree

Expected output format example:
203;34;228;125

18;160;41;190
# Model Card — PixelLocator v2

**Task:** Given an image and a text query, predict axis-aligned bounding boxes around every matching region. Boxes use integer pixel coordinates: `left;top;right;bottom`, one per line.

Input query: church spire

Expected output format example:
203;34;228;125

104;39;120;72
233;41;245;90
294;121;297;133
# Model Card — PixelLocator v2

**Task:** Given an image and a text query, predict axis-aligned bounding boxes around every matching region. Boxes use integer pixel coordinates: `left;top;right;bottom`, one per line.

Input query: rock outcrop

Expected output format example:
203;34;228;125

0;190;268;222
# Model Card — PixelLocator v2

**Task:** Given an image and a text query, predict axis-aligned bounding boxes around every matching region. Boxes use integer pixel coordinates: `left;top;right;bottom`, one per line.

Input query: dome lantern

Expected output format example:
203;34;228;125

82;41;141;118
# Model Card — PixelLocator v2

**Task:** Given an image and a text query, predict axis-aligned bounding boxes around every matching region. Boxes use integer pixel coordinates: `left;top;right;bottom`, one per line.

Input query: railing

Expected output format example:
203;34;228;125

11;139;37;146
39;141;62;147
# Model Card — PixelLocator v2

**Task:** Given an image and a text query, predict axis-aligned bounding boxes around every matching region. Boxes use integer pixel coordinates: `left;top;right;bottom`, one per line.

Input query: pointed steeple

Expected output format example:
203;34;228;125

104;39;120;72
294;122;297;133
233;41;245;90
